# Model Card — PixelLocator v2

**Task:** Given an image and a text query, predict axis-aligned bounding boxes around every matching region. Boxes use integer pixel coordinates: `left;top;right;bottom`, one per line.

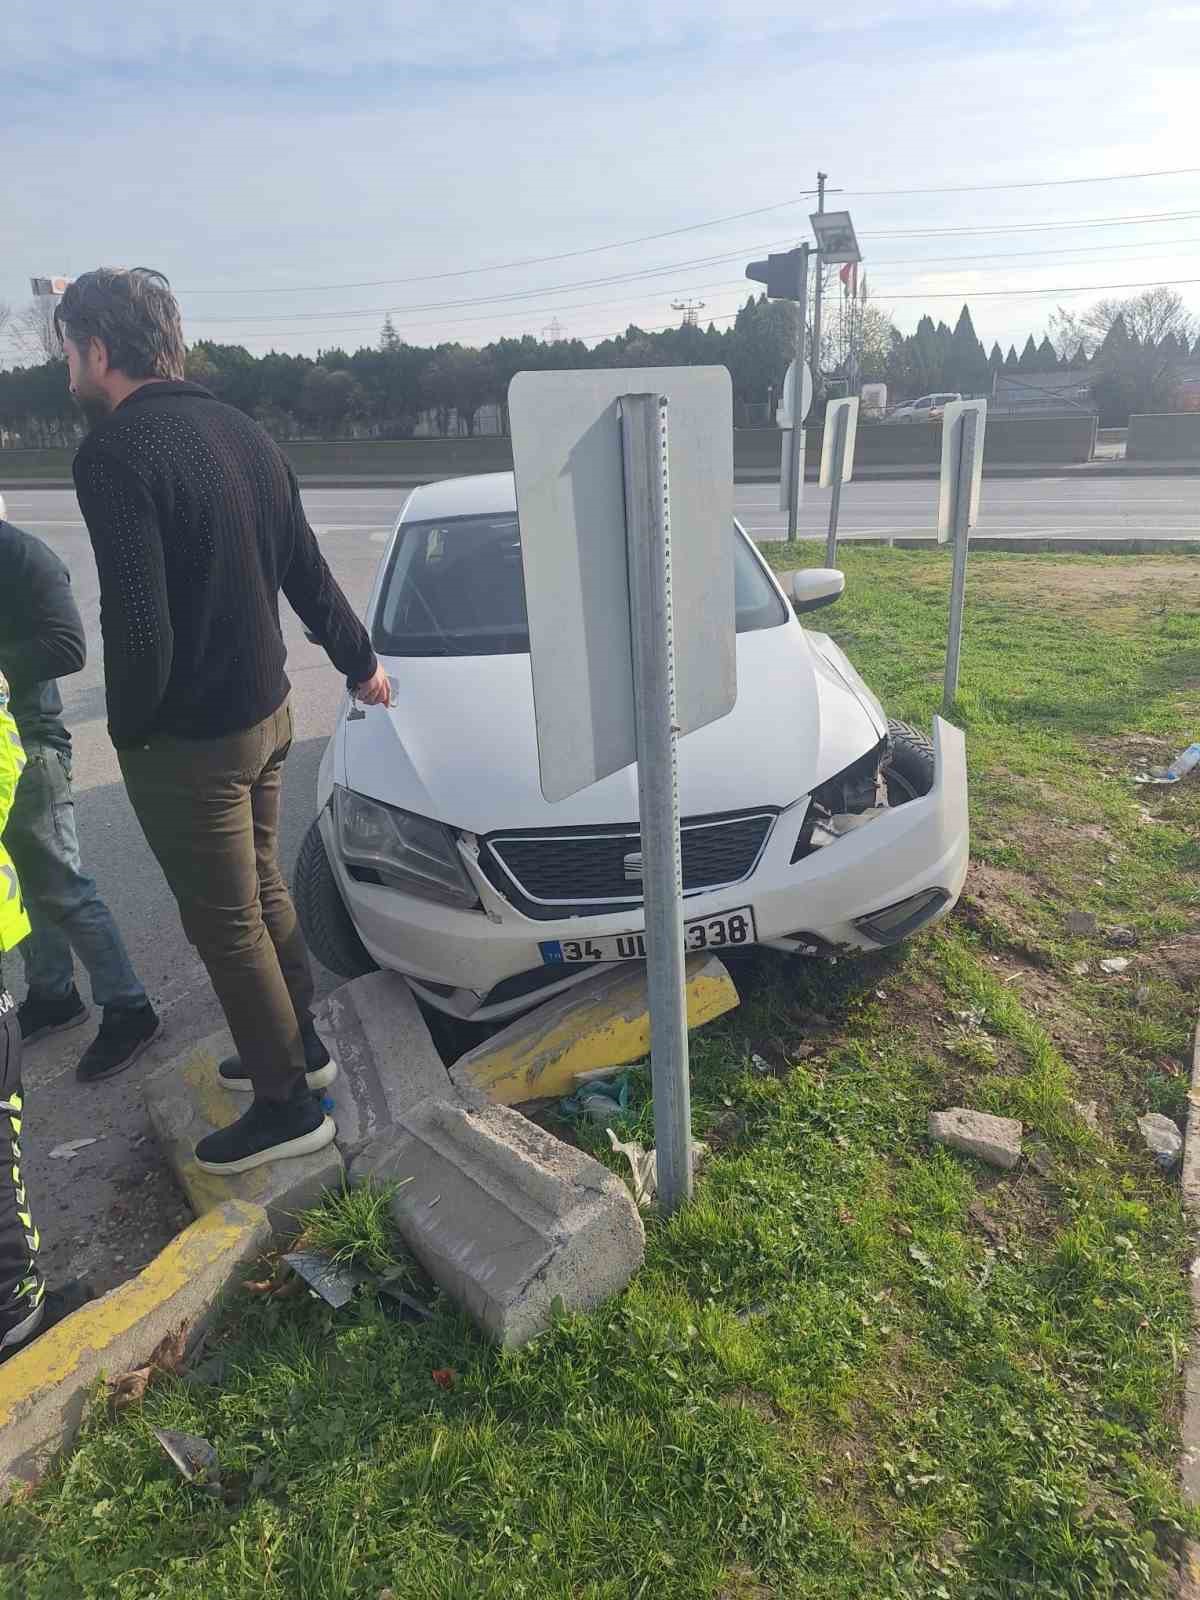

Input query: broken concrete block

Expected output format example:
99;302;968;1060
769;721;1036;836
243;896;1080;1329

450;953;738;1106
0;1200;268;1495
318;970;452;1156
145;1034;343;1233
1139;1111;1183;1171
351;1094;645;1347
929;1107;1022;1170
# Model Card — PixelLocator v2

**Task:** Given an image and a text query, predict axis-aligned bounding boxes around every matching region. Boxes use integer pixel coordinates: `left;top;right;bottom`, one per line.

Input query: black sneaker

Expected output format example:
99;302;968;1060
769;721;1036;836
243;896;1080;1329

194;1092;335;1175
218;1023;337;1094
18;986;89;1044
75;1003;161;1083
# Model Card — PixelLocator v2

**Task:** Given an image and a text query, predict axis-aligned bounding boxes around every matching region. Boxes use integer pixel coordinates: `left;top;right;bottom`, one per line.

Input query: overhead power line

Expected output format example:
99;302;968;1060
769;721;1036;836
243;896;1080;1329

186;213;1200;332
841;166;1200;198
176;171;1200;297
862;209;1200;239
184;250;1200;345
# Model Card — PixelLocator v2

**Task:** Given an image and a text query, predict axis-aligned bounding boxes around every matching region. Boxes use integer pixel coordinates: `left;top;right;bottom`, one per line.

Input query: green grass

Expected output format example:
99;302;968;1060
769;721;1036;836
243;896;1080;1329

5;545;1200;1599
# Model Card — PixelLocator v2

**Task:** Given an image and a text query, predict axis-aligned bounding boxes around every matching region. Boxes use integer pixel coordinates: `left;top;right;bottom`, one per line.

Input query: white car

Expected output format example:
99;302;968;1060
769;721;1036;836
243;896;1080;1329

886;392;962;424
296;473;969;1023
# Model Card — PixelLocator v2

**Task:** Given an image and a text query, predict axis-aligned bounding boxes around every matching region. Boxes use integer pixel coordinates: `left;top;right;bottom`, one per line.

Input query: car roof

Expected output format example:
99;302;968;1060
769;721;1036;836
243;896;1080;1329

401;472;518;522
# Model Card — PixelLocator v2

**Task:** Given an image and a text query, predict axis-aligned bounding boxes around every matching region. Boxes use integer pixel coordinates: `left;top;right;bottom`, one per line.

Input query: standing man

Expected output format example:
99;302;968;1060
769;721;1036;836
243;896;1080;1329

0;495;158;1081
56;268;390;1177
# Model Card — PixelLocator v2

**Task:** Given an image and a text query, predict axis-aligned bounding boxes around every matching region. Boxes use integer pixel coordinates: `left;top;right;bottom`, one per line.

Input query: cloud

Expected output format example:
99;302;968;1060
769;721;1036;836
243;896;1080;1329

3;0;1197;358
8;0;1095;80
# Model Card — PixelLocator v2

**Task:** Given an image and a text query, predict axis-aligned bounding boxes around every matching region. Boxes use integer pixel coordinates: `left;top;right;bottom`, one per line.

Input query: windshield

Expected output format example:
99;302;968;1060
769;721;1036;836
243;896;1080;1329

372;513;787;657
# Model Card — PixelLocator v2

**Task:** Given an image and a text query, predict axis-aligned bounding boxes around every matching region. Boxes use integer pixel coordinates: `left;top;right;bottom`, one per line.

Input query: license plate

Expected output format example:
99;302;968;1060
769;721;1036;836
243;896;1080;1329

540;907;756;965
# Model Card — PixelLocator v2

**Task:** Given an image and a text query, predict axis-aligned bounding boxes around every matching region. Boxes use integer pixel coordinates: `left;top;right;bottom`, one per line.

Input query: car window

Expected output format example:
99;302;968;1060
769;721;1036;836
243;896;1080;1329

915;397;931;409
372;514;786;656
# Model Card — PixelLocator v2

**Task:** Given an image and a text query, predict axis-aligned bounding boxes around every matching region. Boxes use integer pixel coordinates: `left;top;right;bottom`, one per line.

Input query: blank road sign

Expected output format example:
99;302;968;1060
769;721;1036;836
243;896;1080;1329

509;367;736;803
937;398;988;543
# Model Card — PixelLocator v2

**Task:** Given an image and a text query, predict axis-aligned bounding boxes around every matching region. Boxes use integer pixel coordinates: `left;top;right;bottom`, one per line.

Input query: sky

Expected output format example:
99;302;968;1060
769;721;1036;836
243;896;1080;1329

4;0;1199;364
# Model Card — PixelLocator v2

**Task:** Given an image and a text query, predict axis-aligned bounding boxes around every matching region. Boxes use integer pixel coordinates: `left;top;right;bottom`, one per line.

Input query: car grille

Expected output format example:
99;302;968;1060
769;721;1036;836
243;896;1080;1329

484;812;774;912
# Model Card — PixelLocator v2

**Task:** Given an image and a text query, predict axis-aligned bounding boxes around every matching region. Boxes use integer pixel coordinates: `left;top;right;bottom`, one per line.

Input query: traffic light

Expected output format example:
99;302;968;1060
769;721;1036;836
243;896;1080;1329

745;247;807;302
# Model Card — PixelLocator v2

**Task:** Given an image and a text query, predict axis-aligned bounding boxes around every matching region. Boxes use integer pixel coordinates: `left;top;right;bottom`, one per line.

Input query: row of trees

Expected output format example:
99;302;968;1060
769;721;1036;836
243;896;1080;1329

2;287;1195;447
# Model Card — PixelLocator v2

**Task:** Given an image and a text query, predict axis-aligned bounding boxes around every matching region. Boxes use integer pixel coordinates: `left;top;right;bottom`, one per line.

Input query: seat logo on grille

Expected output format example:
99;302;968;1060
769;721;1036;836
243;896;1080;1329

622;851;644;881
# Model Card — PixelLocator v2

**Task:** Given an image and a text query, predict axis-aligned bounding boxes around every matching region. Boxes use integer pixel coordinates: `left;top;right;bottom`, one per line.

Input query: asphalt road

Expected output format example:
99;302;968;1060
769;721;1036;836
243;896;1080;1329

734;475;1200;543
8;477;1200;554
3;473;1199;1297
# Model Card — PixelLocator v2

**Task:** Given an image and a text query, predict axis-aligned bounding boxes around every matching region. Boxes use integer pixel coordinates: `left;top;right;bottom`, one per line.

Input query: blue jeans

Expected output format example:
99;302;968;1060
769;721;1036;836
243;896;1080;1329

2;744;147;1013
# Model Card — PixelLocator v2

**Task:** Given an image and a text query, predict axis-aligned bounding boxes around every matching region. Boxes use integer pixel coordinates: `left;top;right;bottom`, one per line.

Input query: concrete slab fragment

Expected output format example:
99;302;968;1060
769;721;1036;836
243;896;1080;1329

318;970;452;1157
351;1093;645;1347
0;1200;268;1494
450;953;739;1105
145;1034;343;1232
929;1107;1022;1170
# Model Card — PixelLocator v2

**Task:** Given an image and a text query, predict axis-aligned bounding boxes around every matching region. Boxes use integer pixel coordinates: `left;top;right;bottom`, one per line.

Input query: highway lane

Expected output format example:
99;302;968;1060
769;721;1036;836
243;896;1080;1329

7;477;1199;551
1;472;1196;1296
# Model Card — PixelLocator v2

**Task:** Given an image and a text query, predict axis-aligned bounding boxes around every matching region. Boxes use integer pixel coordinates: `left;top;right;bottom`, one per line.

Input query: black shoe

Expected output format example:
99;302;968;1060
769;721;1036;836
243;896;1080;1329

194;1092;336;1175
0;1279;93;1364
218;1023;337;1094
18;986;89;1044
76;1003;161;1083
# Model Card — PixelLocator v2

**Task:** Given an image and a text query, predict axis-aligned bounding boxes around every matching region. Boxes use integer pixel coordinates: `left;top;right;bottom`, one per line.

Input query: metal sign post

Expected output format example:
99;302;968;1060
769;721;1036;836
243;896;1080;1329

619;394;692;1212
776;356;813;525
509;368;735;1215
786;247;809;542
939;399;988;714
819;396;859;566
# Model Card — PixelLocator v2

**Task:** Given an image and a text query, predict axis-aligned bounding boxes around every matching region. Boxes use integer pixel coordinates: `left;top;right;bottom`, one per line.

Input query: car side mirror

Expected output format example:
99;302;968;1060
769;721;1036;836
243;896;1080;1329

789;568;845;614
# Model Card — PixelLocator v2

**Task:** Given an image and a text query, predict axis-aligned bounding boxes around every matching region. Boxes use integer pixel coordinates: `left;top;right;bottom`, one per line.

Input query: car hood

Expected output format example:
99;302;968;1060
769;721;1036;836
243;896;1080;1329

344;621;886;831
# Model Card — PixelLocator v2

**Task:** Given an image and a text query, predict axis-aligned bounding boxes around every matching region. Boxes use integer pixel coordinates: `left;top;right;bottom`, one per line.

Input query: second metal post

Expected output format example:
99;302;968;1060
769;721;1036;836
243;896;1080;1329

824;404;848;567
943;406;978;714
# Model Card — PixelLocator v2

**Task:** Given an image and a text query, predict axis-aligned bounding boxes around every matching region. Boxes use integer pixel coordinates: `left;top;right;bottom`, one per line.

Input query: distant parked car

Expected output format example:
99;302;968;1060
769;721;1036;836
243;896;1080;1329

294;473;970;1025
886;392;962;424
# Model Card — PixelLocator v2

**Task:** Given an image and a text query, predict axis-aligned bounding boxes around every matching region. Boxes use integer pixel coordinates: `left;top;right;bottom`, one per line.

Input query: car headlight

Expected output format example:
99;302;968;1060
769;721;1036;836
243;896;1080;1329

333;786;479;909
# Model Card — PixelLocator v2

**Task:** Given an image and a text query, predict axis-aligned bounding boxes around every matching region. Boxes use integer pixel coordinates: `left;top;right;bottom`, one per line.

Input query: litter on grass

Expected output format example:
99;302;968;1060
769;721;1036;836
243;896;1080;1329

154;1429;220;1489
283;1250;433;1322
1100;957;1131;974
1134;741;1200;784
606;1128;707;1210
560;1070;634;1127
283;1250;368;1310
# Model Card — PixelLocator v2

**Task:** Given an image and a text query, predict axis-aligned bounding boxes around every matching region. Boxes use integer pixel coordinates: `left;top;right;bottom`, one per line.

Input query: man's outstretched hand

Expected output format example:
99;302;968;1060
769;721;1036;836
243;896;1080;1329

354;664;392;707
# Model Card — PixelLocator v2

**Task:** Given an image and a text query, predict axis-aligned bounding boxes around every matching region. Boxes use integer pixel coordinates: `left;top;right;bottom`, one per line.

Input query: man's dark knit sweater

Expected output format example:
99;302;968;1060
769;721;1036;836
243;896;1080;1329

73;381;377;749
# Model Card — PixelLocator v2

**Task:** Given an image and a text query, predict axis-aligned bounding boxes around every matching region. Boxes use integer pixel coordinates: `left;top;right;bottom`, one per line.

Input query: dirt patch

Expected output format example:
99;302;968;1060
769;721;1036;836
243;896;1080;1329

720;1386;784;1425
958;865;1053;959
973;561;1200;613
715;1567;773;1600
1155;934;1200;994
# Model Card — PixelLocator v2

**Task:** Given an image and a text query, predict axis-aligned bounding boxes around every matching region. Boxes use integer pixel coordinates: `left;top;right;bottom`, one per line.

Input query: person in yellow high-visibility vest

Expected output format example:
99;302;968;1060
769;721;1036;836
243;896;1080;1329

0;669;47;1356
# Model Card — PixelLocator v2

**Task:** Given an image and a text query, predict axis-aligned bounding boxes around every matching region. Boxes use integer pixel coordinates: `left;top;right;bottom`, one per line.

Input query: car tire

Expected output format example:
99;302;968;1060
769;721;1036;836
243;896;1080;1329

885;720;935;804
294;817;378;979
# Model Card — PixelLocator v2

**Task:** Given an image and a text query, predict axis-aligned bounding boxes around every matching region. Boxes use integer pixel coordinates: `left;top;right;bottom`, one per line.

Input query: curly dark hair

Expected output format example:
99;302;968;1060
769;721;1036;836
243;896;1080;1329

54;268;186;381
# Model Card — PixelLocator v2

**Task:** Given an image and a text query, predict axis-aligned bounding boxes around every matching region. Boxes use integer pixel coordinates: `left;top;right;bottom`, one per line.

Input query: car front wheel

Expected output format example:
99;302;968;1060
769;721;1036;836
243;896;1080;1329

885;720;935;803
294;817;378;979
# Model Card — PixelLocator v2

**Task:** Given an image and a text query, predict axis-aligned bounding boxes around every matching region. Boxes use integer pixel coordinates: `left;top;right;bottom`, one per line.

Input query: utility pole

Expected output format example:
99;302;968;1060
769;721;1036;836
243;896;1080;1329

671;299;706;328
810;172;827;406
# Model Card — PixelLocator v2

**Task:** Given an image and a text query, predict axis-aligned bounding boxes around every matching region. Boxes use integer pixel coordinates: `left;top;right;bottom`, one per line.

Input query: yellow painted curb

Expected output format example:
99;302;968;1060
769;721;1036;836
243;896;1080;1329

144;1036;343;1229
0;1199;270;1490
451;953;738;1105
